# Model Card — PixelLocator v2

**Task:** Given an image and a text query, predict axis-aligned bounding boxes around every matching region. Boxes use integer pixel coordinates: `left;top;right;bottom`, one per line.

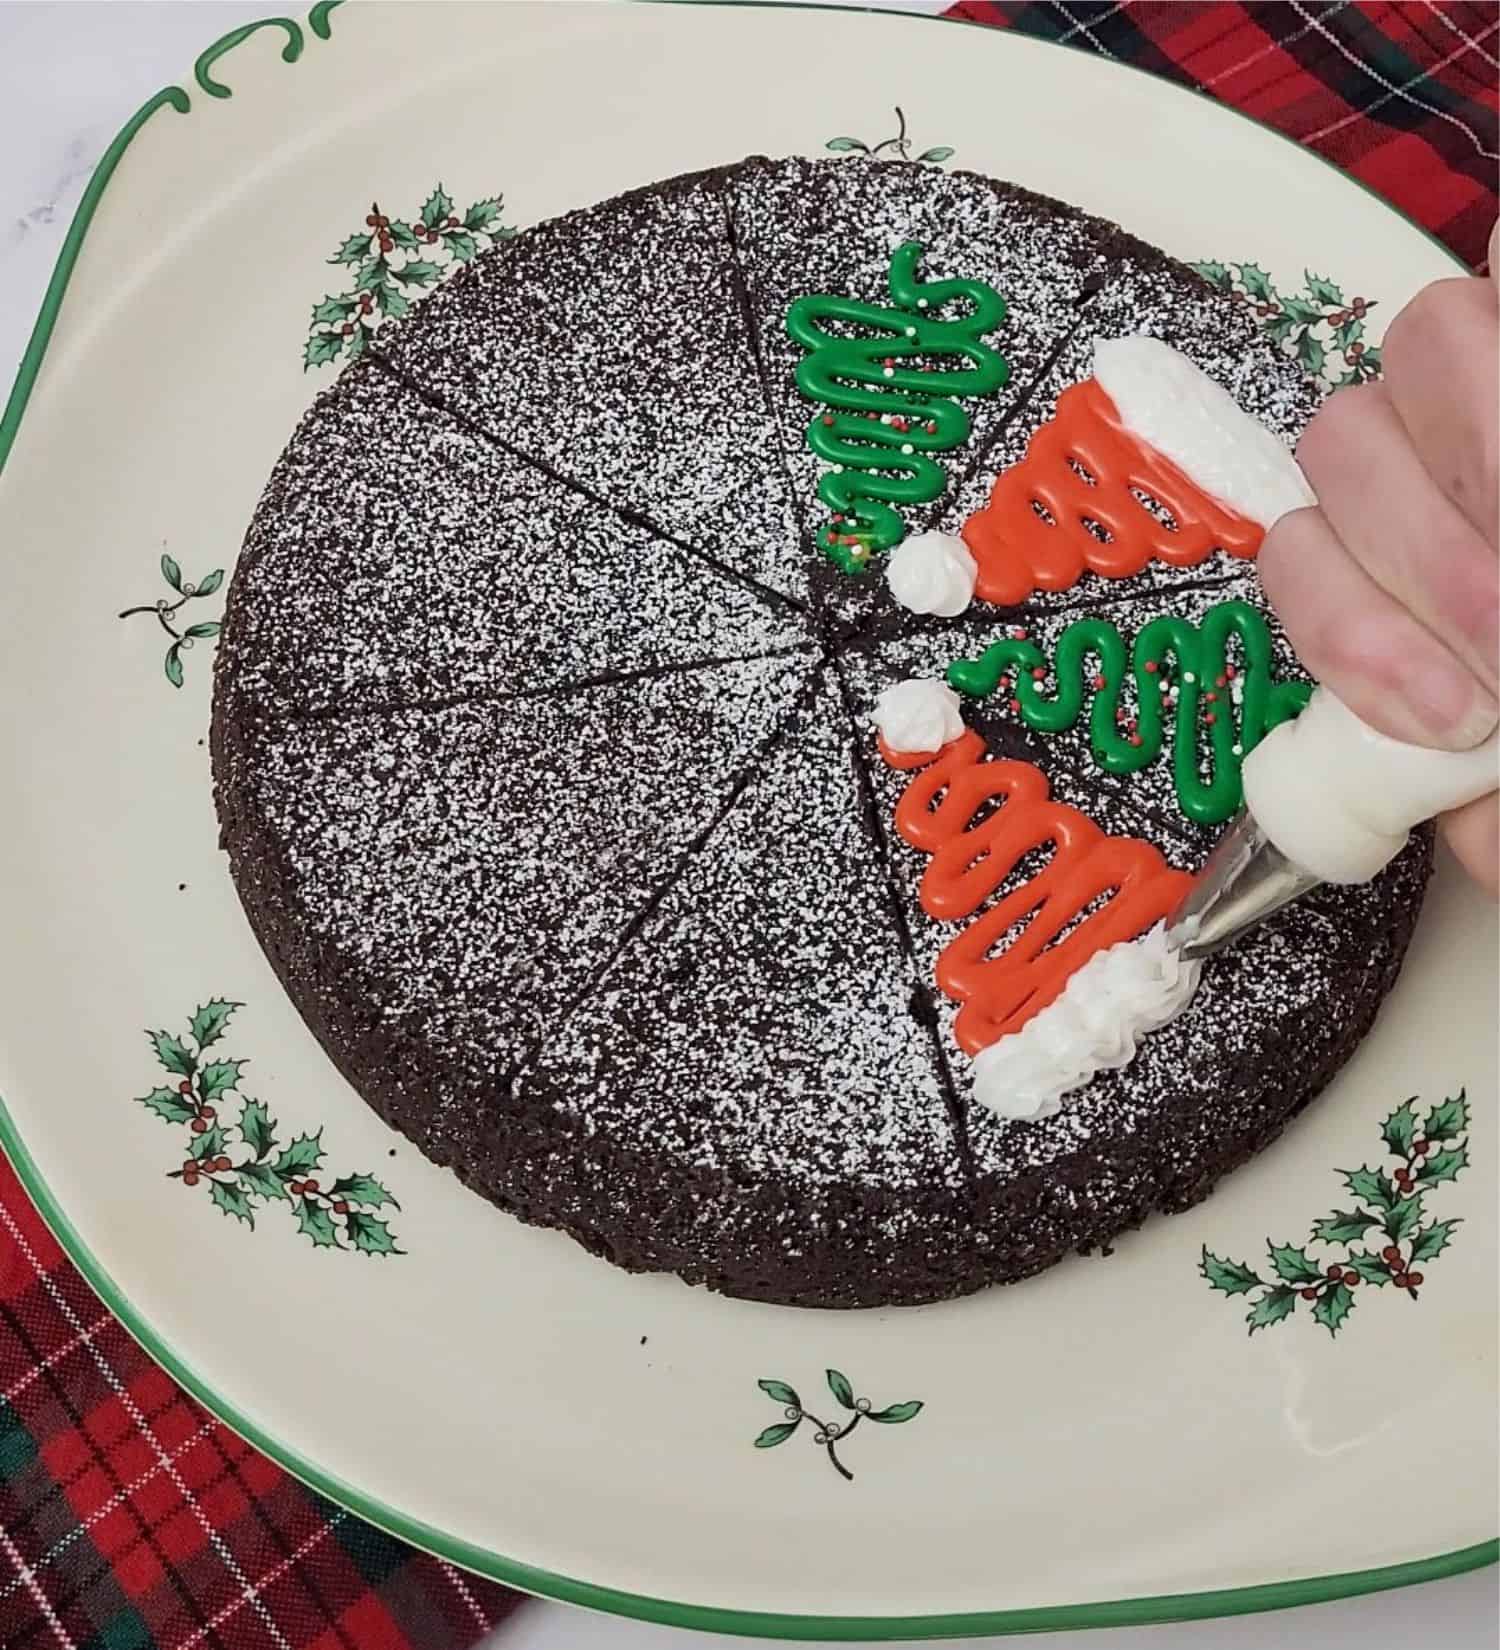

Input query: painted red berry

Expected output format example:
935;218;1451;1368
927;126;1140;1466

1343;1271;1359;1287
1300;1287;1319;1300
1326;1262;1343;1278
200;1106;215;1122
178;1080;194;1096
303;1179;319;1195
359;294;373;310
1348;342;1365;358
1382;1246;1401;1264
333;1201;350;1215
190;1118;207;1135
446;215;460;228
1414;1138;1431;1156
341;323;354;336
1406;1271;1424;1286
215;1156;232;1172
1353;297;1367;316
183;1161;197;1176
183;1170;199;1187
365;213;379;227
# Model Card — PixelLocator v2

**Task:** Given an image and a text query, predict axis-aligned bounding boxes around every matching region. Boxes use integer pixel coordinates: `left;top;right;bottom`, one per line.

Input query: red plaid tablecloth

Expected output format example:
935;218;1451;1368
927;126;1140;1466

2;5;1495;1648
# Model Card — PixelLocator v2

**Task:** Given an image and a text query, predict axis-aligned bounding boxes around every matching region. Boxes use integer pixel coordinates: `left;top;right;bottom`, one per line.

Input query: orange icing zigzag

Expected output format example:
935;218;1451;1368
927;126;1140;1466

879;731;1193;1056
960;378;1265;606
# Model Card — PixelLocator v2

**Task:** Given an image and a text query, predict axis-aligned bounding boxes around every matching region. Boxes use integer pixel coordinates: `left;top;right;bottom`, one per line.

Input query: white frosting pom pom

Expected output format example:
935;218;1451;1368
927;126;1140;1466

874;678;966;755
885;531;978;617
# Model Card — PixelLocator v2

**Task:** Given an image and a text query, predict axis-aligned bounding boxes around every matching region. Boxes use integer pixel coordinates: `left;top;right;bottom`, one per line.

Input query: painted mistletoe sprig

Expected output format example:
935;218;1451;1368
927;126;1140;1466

137;1001;402;1255
1202;1091;1468;1337
305;184;514;369
117;553;224;687
755;1369;922;1482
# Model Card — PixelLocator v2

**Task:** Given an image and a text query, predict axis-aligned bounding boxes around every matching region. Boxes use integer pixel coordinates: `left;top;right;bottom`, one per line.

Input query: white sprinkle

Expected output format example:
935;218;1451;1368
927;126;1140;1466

901;443;914;455
882;367;895;379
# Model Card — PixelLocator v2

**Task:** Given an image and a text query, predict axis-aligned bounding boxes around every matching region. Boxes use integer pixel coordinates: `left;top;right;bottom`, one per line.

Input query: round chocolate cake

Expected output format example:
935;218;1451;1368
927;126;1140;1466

212;156;1430;1308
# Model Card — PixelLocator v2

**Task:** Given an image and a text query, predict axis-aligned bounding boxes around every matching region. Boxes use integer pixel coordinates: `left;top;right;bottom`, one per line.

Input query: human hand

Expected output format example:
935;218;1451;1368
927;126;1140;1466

1258;220;1500;894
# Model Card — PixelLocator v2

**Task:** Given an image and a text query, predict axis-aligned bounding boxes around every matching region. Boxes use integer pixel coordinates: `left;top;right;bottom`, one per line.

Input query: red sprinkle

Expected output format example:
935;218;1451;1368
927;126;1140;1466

821;414;835;426
1215;673;1228;688
1031;667;1047;681
1143;660;1158;674
1204;711;1217;724
1008;698;1022;714
882;357;895;368
997;677;1011;695
1011;628;1028;641
925;422;938;435
1225;666;1237;679
1205;691;1217;702
1092;675;1106;690
1129;734;1143;747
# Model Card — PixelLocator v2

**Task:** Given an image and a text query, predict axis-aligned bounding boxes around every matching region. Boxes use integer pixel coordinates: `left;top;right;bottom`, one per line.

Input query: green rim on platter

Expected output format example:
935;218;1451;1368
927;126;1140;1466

0;0;1492;1636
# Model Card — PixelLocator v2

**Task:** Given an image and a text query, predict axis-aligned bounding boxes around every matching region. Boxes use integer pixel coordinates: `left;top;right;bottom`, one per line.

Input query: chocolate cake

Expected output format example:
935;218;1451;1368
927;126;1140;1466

211;157;1430;1308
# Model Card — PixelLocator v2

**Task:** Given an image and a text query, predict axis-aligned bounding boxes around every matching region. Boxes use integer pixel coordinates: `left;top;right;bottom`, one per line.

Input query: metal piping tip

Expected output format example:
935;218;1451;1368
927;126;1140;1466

1165;809;1322;962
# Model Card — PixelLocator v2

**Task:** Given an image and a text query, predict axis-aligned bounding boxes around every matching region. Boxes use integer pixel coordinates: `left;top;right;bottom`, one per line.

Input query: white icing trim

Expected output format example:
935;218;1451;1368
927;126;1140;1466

1093;336;1315;529
970;923;1202;1119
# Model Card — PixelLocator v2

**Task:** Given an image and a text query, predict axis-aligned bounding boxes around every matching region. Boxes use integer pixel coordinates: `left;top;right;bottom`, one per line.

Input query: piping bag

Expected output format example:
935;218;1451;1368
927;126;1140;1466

1164;691;1499;960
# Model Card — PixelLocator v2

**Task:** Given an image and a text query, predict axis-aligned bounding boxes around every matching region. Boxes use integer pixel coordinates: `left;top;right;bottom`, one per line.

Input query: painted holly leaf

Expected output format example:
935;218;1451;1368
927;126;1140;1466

326;1173;399;1210
188;1125;225;1163
1280;296;1323;326
1267;1243;1322;1286
197;1060;245;1102
1424;1090;1469;1142
1313;1282;1355;1337
1416;1144;1468;1187
1380;1097;1418;1158
1261;313;1298;346
1304;272;1344;306
210;1180;255;1227
355;257;389;293
295;1197;341;1249
345;1210;401;1256
274;1131;325;1178
496;226;519;242
826;1369;857;1410
392;259;441;288
442;229;478;263
148;1030;196;1078
1200;1249;1262;1294
238;1098;276;1161
1311;1209;1376;1245
1333;316;1364;351
196;568;225;598
160;552;183;592
917;146;955;164
389;220;419;249
376;285;410;321
1246;1288;1297;1333
464;197;503;232
1234;261;1275;300
164;644;184;688
1294;330;1326;377
347;326;370;363
139;1087;196;1125
184;622;221;641
825;137;870;153
755;1422;798;1449
236;1161;288;1202
1383;1191;1425;1244
1344;1250;1392;1286
1343;1166;1396;1213
304;331;345;370
421;185;453;229
311;294;357;325
757;1379;801;1409
329;232;370;265
189;1002;238;1051
1409;1219;1461;1263
868;1400;923;1424
1190;259;1232;291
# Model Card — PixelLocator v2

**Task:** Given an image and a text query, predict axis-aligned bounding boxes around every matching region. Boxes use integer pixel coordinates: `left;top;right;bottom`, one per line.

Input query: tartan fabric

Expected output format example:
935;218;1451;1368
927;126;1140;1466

945;1;1500;270
1;6;1493;1648
0;1157;520;1650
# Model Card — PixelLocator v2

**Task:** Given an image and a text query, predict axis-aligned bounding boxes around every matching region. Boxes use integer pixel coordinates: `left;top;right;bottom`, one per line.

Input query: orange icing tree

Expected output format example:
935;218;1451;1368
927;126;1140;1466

960;378;1264;605
878;730;1192;1055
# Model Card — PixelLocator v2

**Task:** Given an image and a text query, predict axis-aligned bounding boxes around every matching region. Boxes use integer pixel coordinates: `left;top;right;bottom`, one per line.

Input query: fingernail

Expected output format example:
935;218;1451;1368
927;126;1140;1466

1407;668;1499;750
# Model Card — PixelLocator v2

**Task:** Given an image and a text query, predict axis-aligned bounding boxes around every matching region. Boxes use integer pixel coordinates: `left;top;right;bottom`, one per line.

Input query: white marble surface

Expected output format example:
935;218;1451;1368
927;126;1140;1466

0;4;1493;1647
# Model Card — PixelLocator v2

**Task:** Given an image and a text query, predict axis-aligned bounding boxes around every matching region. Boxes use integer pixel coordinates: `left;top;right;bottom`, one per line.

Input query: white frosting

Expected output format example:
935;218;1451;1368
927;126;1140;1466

874;678;965;755
1244;686;1500;884
885;530;978;617
1093;336;1315;529
970;923;1202;1120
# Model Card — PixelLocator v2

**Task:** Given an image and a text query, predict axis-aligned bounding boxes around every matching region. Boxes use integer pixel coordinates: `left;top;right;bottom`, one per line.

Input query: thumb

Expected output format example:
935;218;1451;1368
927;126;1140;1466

1490;218;1499;288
